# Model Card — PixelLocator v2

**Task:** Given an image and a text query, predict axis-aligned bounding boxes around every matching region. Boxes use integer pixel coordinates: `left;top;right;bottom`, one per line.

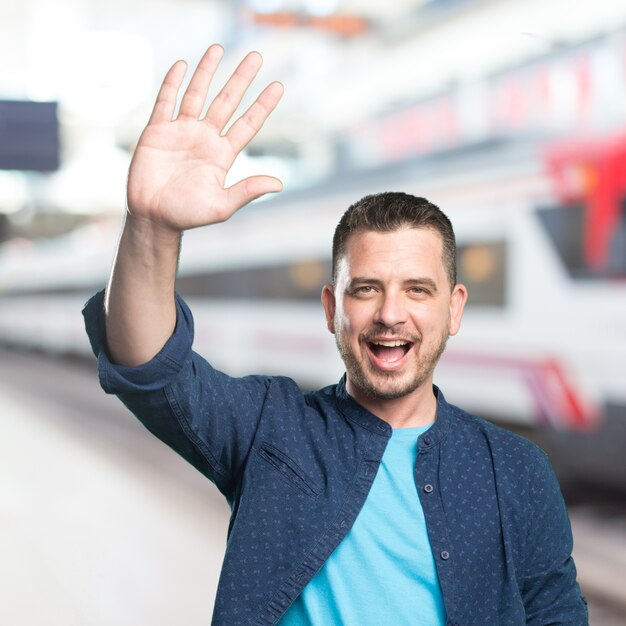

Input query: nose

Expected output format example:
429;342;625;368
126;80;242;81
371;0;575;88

373;290;408;328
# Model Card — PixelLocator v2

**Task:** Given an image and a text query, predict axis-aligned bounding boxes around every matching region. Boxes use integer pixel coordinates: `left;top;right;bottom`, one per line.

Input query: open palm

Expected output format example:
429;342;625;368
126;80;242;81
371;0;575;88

127;45;284;232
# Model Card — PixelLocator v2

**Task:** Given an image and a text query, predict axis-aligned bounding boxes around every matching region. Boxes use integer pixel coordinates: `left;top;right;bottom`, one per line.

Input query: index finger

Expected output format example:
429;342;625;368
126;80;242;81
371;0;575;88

225;81;284;155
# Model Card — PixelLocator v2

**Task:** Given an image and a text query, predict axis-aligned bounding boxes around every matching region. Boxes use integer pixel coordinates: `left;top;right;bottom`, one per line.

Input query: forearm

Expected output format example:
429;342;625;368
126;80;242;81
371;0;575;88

104;213;181;366
522;451;588;624
102;45;282;366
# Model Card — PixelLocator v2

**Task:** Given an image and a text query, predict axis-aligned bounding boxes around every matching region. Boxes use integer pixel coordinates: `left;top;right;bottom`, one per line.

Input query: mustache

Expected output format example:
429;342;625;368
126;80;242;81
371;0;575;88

361;327;421;344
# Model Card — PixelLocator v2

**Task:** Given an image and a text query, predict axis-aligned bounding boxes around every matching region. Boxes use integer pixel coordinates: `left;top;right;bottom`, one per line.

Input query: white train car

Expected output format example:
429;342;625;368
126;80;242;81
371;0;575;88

1;136;625;491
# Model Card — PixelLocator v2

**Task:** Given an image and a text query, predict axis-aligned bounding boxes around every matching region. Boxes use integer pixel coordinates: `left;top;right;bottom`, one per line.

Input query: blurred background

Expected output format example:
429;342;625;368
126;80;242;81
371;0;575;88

1;0;625;623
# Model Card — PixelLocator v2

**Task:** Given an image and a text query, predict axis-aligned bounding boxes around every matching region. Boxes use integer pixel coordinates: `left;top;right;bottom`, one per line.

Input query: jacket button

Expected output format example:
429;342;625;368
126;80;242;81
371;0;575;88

440;550;450;560
423;435;431;445
424;484;434;493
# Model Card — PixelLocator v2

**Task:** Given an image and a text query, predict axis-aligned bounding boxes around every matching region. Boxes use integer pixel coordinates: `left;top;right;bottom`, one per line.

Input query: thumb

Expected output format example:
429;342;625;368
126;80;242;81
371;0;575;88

225;175;283;212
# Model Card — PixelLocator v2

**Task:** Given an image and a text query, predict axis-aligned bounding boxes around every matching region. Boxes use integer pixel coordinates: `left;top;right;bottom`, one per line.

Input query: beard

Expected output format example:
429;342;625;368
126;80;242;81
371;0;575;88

335;324;449;401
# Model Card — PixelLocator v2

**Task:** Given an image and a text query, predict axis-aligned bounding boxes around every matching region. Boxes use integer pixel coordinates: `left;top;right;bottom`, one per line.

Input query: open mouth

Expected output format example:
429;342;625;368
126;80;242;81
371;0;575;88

367;339;413;366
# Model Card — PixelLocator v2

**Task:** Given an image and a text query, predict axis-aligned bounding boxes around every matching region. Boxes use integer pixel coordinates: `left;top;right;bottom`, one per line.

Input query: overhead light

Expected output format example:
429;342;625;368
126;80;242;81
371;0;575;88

303;0;339;17
249;0;284;14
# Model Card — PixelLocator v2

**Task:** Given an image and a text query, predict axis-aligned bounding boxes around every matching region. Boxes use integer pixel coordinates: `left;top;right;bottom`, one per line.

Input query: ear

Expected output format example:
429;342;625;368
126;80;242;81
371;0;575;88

321;284;336;334
448;283;468;336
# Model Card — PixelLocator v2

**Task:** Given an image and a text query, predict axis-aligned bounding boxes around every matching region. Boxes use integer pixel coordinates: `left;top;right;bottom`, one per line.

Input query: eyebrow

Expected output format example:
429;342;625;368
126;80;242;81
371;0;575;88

347;277;439;293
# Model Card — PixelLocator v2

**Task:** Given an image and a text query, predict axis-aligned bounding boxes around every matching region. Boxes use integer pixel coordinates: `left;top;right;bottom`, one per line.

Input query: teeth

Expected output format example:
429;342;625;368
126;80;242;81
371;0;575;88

373;340;408;347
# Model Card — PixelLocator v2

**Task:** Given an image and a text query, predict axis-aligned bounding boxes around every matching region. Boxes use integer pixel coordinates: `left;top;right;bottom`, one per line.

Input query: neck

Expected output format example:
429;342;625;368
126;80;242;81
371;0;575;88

347;378;437;429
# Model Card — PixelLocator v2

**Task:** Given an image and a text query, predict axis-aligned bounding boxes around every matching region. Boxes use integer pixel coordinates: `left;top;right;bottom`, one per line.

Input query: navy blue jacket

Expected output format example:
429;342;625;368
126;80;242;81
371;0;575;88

83;291;588;625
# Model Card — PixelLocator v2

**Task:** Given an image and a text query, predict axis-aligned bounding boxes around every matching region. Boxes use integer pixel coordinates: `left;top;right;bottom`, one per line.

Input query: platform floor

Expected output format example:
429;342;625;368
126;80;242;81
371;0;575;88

0;351;230;625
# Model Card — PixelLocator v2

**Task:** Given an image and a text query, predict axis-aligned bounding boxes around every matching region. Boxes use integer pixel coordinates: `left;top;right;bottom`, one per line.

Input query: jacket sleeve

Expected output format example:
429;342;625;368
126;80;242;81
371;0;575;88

521;449;589;625
82;290;271;499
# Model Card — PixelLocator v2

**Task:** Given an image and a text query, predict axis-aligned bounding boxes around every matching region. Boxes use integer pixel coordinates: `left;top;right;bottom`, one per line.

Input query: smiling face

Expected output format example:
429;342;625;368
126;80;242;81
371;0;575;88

322;227;467;407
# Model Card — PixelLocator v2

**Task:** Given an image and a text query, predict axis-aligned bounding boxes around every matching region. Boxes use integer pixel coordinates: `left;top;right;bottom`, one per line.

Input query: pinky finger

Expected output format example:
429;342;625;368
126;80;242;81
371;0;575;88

148;60;188;125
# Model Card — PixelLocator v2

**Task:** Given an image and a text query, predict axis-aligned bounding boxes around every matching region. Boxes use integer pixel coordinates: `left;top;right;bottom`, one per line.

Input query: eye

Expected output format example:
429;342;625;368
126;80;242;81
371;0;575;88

408;286;430;296
351;285;377;296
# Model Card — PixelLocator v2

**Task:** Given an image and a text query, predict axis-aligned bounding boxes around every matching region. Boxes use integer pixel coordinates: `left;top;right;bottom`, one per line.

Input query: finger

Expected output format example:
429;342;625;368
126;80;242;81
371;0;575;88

225;81;284;154
224;175;283;212
178;44;224;121
204;51;263;132
148;60;188;125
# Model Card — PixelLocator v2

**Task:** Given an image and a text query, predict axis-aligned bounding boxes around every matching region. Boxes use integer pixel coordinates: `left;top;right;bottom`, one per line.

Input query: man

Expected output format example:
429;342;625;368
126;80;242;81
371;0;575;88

83;45;588;625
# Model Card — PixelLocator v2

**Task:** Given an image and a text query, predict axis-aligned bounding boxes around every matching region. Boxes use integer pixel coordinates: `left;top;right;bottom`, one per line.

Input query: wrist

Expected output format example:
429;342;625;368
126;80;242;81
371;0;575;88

124;211;182;247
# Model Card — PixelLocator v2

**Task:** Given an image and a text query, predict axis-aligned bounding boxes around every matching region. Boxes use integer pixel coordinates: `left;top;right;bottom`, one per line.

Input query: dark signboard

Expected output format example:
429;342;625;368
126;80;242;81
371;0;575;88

0;100;60;171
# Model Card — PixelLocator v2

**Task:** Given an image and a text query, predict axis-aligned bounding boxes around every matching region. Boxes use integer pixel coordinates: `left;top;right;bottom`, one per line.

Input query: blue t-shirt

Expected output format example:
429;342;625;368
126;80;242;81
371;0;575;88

280;424;446;625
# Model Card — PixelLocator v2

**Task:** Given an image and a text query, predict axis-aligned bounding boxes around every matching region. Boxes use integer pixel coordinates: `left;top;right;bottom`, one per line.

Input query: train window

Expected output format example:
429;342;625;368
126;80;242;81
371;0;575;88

457;241;507;308
536;203;586;275
175;259;332;301
536;200;626;279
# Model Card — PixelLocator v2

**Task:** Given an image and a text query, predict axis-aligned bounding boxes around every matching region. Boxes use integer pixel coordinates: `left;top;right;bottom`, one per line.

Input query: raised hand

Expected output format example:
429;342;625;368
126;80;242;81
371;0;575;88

126;44;284;232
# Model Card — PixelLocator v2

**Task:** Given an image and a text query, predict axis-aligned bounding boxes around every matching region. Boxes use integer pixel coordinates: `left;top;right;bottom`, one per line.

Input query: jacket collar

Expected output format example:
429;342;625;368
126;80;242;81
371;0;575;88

334;375;453;449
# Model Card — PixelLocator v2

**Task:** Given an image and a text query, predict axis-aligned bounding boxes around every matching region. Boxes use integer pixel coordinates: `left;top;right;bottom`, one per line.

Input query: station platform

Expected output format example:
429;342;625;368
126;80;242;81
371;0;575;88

0;351;230;626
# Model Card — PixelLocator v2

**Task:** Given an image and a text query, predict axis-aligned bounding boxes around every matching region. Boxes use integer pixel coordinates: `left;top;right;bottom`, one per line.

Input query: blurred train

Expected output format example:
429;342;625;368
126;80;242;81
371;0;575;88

1;134;625;494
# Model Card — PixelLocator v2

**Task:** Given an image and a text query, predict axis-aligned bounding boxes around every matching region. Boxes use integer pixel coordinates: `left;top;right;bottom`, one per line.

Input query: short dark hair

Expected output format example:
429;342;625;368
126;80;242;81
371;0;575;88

331;192;457;288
